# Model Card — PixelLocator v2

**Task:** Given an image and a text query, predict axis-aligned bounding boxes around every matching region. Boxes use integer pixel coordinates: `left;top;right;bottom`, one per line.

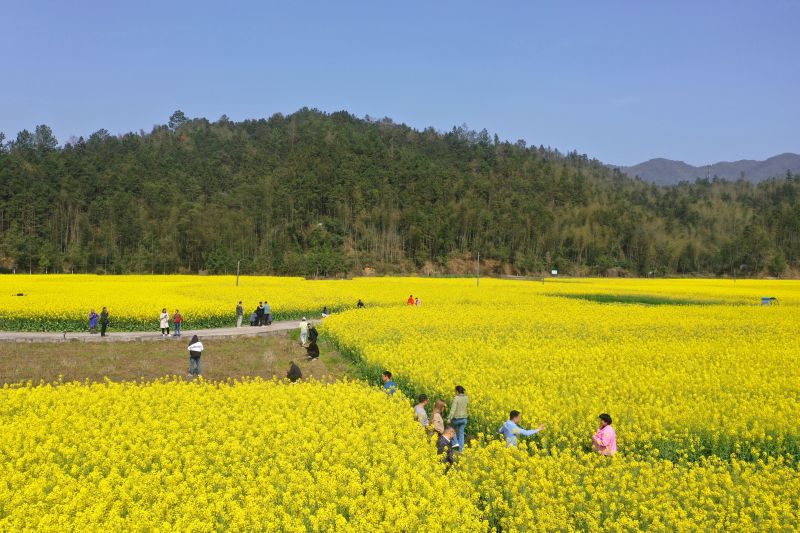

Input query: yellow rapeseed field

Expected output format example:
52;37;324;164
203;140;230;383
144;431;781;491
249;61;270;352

0;379;485;532
2;274;799;331
2;275;799;530
319;277;800;530
325;297;800;461
457;443;800;531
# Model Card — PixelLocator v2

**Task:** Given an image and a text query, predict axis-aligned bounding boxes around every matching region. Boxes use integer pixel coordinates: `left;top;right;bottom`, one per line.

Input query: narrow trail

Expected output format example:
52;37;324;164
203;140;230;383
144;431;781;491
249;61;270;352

0;320;314;343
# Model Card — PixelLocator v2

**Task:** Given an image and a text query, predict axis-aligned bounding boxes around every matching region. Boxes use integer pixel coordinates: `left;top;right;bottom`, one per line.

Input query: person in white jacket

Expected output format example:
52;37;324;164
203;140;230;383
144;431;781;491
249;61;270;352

299;318;309;346
188;335;204;377
159;308;170;337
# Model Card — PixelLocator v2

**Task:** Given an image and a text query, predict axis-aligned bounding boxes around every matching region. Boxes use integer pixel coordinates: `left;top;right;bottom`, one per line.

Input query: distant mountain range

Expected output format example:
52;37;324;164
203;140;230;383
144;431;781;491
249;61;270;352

618;153;800;185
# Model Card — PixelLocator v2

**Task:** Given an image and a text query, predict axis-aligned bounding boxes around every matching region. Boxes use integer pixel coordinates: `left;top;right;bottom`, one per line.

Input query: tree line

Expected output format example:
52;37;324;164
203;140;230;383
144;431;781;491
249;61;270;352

0;108;798;277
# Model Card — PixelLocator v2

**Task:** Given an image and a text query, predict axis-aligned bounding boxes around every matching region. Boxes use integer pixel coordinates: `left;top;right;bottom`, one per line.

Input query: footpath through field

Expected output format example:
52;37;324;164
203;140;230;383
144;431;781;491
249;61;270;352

0;320;309;343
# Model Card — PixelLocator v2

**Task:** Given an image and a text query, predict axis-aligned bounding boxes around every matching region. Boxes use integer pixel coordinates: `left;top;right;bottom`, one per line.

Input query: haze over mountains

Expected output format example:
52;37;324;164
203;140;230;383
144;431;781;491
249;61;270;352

620;153;800;186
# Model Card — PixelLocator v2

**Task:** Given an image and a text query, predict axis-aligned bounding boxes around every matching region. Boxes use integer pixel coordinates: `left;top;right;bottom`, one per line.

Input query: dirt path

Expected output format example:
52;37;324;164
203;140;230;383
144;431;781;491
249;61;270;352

0;320;316;343
0;334;353;385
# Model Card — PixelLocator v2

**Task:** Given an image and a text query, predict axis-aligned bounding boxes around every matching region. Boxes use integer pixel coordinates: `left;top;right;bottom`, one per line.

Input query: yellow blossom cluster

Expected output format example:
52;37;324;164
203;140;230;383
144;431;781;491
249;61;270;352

0;379;485;532
456;442;800;531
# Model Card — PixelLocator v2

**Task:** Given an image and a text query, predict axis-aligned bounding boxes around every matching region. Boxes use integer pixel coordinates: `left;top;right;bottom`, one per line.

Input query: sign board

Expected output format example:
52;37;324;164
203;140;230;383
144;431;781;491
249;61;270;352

551;270;558;276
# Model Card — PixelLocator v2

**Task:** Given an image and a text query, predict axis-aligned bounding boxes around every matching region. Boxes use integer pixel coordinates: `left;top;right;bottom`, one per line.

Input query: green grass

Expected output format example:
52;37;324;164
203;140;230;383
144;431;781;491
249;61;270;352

552;293;723;306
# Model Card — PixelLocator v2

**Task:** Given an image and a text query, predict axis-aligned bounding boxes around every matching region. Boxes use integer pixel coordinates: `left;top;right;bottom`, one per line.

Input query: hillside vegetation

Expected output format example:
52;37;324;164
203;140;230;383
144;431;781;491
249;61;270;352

1;109;798;276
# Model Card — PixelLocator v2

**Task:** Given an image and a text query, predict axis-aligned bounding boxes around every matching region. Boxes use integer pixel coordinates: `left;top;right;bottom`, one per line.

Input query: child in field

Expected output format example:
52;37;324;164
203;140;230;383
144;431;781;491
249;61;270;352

188;335;204;377
159;308;170;337
592;413;617;456
499;410;545;447
436;426;456;472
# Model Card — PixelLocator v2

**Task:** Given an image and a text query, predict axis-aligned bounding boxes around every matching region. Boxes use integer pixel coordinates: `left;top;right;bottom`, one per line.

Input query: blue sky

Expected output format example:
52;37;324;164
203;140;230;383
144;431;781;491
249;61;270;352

1;1;797;165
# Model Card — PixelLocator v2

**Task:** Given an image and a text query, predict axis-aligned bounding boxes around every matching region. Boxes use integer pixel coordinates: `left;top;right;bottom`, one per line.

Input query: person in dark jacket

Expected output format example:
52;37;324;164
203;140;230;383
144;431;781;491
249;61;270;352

437;426;456;472
306;340;320;360
100;307;110;337
308;324;319;344
255;302;265;327
286;361;302;382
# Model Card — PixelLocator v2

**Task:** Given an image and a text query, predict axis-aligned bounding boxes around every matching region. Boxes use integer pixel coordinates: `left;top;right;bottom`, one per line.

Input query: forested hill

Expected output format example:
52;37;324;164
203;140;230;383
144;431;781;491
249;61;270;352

1;108;798;277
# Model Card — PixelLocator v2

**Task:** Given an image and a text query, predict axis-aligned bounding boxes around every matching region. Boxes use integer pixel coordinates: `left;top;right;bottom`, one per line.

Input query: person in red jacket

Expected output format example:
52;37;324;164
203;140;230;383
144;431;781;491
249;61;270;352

407;294;415;305
173;309;183;337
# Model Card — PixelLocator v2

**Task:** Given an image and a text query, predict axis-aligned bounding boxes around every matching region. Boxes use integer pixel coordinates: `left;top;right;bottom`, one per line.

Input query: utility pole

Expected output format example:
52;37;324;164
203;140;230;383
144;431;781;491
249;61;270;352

236;260;241;287
476;251;480;287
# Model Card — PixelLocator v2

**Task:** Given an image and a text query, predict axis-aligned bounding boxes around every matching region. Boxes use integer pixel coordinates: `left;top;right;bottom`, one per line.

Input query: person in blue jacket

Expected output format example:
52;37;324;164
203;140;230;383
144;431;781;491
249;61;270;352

381;371;397;395
499;410;545;447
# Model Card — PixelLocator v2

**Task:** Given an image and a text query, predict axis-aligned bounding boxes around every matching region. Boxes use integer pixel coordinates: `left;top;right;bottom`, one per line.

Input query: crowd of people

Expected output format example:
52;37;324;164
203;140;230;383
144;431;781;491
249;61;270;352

237;300;273;327
384;370;617;470
86;296;375;339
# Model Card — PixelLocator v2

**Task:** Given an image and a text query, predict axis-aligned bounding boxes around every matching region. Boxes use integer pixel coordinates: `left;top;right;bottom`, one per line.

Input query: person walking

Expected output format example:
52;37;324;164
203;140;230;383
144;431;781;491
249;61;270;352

414;394;430;429
100;307;109;337
499;410;545;447
263;301;271;325
447;385;469;451
592;413;617;456
159;308;170;337
256;302;265;327
431;400;447;436
437;426;456;472
236;301;244;328
88;309;99;334
286;361;302;382
299;317;309;346
381;371;397;396
172;309;183;337
188;335;204;377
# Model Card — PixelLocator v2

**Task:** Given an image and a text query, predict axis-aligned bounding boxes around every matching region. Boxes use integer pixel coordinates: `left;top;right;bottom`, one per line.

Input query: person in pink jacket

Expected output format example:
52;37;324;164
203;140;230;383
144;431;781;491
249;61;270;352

592;413;617;456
